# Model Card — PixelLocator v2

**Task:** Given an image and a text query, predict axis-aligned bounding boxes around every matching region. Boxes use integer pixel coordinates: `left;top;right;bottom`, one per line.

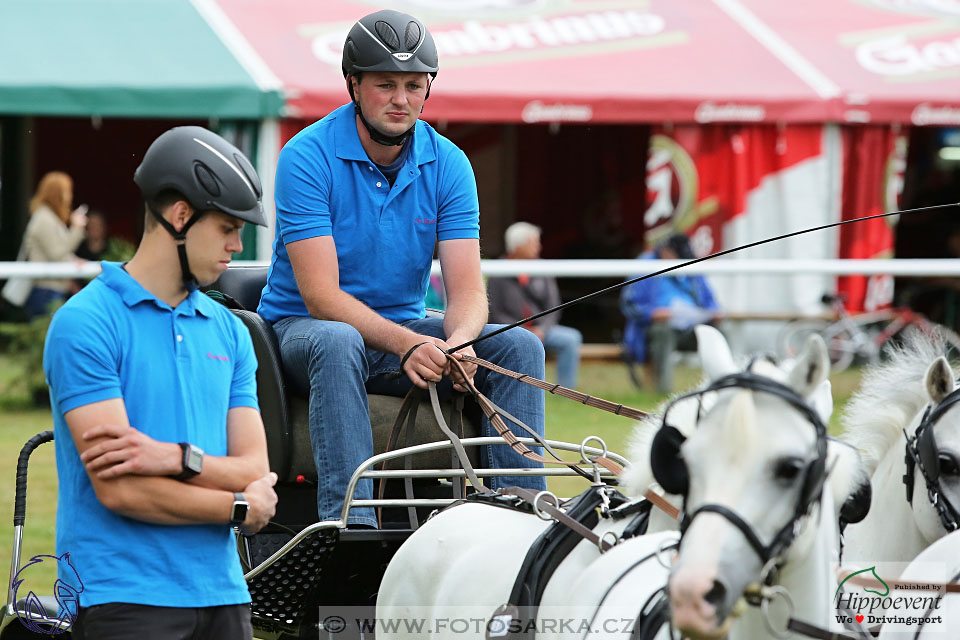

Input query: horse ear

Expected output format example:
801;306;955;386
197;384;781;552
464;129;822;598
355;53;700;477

787;334;830;398
924;357;954;404
695;324;736;381
809;379;834;425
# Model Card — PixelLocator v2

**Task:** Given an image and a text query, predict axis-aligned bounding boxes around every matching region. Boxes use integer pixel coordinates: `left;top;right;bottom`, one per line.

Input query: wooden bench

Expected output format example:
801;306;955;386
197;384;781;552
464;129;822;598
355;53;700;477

578;343;624;361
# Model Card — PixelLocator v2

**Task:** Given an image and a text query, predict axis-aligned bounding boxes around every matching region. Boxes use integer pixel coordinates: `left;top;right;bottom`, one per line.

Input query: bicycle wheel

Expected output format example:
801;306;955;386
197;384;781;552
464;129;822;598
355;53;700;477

778;320;830;361
820;324;872;373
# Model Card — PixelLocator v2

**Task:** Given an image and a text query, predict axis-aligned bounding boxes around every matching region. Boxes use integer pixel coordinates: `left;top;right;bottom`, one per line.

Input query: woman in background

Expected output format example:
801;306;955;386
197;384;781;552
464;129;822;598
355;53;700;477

22;171;87;317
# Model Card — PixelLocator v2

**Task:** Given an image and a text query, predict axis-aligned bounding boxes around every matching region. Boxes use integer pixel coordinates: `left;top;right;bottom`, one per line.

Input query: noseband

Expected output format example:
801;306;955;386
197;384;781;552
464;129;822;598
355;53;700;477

656;368;829;567
904;386;960;532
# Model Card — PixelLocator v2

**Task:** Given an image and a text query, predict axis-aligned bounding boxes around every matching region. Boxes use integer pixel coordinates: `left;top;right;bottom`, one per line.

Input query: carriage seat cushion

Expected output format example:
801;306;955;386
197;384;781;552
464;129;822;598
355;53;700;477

213;267;481;482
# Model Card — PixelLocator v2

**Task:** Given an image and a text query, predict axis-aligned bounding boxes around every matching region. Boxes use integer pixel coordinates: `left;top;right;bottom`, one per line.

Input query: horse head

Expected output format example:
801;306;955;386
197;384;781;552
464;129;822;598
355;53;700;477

843;329;960;562
660;325;844;638
907;355;960;538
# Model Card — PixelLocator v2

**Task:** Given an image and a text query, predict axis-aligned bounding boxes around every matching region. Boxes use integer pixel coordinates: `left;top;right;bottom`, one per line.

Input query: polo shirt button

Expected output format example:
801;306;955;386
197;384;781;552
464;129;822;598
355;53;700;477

368;166;373;171
177;335;183;342
376;181;382;188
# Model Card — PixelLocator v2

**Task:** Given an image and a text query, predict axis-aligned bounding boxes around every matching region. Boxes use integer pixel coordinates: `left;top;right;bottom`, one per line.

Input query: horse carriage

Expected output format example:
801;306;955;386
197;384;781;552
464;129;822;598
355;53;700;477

6;264;960;639
0;265;629;639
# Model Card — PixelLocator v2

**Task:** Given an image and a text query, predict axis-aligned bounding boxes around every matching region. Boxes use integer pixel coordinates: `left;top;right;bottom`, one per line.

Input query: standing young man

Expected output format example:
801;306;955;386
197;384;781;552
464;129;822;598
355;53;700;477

258;9;547;529
44;127;277;639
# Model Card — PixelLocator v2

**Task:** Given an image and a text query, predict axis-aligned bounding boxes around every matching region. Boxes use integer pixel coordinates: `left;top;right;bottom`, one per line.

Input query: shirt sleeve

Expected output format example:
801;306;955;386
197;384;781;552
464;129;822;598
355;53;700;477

436;146;480;241
43;306;123;413
274;138;334;245
229;320;260;411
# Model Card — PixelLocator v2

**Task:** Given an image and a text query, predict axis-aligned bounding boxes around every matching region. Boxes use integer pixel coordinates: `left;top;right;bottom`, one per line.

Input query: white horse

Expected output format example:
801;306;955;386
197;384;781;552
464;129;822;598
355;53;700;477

376;326;868;639
621;325;869;639
841;329;960;565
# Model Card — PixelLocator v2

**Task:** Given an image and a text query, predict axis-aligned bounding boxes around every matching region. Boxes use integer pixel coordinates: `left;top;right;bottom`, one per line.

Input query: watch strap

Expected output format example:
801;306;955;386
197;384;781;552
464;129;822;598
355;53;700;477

173;442;202;481
230;492;249;526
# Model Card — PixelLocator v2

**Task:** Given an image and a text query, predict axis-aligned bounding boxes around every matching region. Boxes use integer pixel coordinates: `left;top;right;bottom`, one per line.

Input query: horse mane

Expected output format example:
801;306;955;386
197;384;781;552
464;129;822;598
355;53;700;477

840;328;953;475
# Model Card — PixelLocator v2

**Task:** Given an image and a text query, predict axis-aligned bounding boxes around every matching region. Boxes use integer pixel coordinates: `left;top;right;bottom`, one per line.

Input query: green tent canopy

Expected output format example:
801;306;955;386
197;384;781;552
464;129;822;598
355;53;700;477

0;0;283;119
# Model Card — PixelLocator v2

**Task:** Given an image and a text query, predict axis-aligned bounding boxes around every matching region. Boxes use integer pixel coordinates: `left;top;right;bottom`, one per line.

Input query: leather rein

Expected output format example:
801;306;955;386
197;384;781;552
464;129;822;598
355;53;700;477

379;348;680;526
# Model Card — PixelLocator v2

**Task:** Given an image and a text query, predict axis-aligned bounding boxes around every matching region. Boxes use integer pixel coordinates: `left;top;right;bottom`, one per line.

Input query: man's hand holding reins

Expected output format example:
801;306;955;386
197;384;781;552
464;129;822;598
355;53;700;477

400;336;449;389
445;337;478;392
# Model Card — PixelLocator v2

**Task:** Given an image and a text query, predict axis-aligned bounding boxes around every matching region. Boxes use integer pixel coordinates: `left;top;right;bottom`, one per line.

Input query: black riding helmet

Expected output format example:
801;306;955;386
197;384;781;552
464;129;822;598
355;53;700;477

134;126;266;287
342;10;439;147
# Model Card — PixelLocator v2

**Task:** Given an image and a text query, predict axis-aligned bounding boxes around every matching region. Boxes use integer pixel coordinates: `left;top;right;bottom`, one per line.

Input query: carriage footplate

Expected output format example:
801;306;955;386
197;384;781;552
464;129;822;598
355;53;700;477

242;525;339;639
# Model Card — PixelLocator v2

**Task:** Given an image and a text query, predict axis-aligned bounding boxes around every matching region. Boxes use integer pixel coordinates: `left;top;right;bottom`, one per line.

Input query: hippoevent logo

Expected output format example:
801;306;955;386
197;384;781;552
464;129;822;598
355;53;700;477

833;563;946;633
12;553;84;634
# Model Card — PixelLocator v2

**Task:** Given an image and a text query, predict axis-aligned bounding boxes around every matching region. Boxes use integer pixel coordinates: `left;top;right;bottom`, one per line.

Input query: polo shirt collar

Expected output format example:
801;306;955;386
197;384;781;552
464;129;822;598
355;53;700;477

99;261;214;317
334;102;436;166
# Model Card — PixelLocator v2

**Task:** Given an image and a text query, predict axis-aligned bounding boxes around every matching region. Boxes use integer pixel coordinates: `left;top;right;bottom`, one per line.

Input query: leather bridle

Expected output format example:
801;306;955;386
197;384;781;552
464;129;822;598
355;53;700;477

903;386;960;532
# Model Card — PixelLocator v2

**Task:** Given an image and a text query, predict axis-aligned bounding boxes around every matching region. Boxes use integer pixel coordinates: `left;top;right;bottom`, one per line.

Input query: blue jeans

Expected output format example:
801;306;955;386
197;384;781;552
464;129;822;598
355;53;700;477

273;316;547;527
542;325;582;389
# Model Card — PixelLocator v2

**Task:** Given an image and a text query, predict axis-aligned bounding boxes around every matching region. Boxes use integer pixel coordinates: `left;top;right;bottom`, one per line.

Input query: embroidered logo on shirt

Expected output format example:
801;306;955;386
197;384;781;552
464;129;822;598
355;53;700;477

415;218;437;224
207;352;230;362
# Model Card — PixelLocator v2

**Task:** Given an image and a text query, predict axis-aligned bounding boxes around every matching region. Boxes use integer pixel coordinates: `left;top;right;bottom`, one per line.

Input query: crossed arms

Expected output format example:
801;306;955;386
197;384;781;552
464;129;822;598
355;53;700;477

66;399;277;534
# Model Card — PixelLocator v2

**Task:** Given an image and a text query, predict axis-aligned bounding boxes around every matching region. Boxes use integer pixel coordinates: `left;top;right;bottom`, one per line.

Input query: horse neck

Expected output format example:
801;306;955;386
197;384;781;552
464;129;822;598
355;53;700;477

730;502;839;640
843;442;929;564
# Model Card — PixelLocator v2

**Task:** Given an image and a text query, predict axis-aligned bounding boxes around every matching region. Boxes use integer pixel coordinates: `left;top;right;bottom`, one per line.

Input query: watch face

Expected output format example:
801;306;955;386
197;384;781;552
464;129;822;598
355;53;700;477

186;446;204;473
232;501;249;524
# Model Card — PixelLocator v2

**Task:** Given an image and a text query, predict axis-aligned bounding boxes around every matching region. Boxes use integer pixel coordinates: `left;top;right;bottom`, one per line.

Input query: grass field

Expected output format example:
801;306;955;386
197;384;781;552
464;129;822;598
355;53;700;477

0;360;864;600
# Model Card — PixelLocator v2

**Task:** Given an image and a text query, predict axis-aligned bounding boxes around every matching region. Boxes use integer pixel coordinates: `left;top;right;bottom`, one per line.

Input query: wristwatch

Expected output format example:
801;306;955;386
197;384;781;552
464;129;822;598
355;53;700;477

173;442;204;481
230;492;249;526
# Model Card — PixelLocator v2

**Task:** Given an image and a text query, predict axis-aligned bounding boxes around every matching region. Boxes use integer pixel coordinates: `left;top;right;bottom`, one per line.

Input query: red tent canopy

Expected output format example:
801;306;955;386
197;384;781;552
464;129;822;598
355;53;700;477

739;0;960;125
215;0;960;125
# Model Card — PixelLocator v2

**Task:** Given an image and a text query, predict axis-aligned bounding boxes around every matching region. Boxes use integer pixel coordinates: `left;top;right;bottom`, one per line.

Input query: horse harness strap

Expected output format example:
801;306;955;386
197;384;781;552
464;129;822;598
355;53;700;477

486;485;630;640
587;454;681;521
503;486;621;552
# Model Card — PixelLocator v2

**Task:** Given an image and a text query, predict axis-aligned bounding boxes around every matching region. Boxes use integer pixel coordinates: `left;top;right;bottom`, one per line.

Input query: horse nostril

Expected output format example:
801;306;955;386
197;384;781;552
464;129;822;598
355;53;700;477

703;580;727;608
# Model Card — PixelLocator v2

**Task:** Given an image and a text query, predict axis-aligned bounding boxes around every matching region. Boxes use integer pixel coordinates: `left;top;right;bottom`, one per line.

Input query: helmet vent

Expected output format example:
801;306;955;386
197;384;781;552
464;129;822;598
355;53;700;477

234;153;263;198
404;21;421;50
344;40;358;65
194;163;221;197
375;20;401;51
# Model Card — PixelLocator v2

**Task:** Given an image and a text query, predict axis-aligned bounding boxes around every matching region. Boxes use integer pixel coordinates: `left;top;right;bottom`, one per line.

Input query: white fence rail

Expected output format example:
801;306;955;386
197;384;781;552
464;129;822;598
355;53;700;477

3;259;960;279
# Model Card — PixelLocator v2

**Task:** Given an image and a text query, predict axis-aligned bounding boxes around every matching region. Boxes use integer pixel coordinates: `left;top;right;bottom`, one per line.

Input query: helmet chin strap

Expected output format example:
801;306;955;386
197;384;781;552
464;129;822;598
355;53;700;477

150;208;205;290
354;102;414;147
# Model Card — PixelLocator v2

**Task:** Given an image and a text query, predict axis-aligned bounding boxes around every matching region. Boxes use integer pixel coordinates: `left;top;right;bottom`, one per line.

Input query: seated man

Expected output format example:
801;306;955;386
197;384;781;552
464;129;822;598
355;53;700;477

620;233;719;394
487;222;582;389
257;10;546;530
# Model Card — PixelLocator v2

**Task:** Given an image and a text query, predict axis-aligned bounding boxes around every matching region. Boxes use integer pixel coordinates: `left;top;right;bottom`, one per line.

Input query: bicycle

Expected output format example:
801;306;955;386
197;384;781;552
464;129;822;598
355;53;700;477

778;293;960;373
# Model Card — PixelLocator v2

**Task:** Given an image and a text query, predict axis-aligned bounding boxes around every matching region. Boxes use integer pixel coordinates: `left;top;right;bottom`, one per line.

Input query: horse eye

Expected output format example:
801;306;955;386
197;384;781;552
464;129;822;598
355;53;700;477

938;454;960;477
773;457;805;482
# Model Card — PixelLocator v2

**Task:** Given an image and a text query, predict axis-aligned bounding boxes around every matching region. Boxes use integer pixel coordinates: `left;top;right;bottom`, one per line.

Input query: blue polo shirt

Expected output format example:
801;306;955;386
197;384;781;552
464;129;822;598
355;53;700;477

43;262;259;608
258;102;480;323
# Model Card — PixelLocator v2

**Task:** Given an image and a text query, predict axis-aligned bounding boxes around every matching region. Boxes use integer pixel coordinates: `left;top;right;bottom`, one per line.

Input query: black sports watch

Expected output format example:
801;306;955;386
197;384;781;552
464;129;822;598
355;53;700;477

230;492;249;526
174;442;204;481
